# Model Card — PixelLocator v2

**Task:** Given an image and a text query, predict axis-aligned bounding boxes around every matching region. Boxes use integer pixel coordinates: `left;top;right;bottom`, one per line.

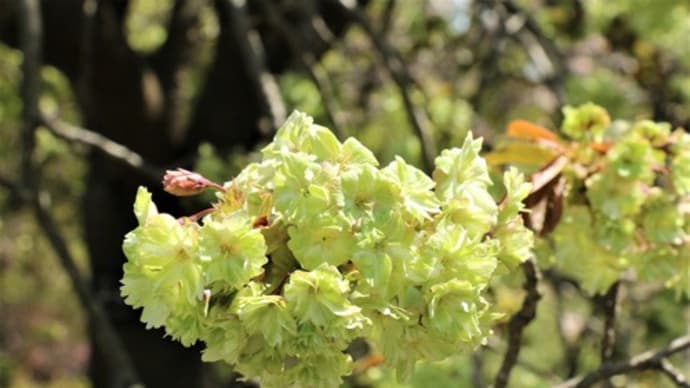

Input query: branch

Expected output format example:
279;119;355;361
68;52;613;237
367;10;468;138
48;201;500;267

379;0;396;36
0;174;26;203
225;0;285;133
547;272;582;377
40;113;165;182
500;0;566;104
151;0;205;138
494;258;542;388
255;0;345;139
656;359;690;388
599;281;620;363
19;0;40;189
33;194;143;388
471;350;484;388
153;0;204;90
18;1;141;386
327;0;436;172
557;335;690;388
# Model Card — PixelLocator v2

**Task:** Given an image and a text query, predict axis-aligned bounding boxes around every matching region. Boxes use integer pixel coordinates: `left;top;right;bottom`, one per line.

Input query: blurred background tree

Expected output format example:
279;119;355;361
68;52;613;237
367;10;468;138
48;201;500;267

0;0;688;387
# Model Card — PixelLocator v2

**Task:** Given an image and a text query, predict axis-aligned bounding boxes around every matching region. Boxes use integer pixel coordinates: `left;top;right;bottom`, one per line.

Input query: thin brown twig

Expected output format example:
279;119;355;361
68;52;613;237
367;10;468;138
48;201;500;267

600;281;620;363
33;194;143;388
547;273;582;377
471;350;484;388
0;175;21;195
151;0;204;141
18;1;142;386
327;0;436;172
224;0;285;134
19;0;41;191
494;258;542;388
255;0;345;139
557;335;690;388
656;359;690;388
379;0;396;36
503;0;566;104
40;113;164;181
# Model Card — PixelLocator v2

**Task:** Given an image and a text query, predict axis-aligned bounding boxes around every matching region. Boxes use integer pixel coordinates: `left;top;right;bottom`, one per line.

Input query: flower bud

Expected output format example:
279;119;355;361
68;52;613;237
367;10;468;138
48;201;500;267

163;168;222;196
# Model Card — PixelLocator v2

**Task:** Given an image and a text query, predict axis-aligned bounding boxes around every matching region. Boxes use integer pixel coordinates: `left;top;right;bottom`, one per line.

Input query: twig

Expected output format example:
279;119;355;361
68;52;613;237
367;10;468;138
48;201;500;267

557;335;690;388
224;0;285;134
468;0;507;109
656;359;690;388
327;0;436;172
19;0;41;190
471;350;484;388
600;281;620;363
75;0;98;112
547;273;581;377
379;0;396;36
255;0;345;139
0;175;20;195
152;0;204;140
500;0;566;104
33;194;143;388
40;113;164;182
494;258;542;388
18;1;142;386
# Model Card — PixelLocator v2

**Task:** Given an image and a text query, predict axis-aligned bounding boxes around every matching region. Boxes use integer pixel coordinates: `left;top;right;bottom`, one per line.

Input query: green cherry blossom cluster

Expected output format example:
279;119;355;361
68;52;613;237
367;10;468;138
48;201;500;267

545;104;690;295
120;111;533;387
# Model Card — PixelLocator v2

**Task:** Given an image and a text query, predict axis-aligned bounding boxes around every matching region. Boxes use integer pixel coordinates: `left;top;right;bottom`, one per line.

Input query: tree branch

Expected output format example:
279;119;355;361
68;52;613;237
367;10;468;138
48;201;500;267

557;335;690;388
471;350;484;388
153;0;204;91
19;0;40;190
379;0;396;36
327;0;436;172
656;359;690;388
151;0;205;140
33;194;143;388
547;272;582;377
225;0;285;134
494;258;542;388
40;113;164;182
18;1;141;386
599;281;620;363
255;0;345;138
500;0;566;104
184;0;277;149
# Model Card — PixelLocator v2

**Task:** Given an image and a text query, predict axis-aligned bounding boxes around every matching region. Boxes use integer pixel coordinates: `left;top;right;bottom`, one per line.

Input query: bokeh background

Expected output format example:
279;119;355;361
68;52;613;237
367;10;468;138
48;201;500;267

1;0;689;387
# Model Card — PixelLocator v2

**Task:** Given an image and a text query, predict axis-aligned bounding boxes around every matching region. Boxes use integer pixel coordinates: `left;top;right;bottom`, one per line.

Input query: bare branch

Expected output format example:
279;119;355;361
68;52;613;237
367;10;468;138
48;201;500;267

547;272;582;377
326;0;436;172
40;113;165;182
225;0;285;134
0;175;25;202
500;0;566;104
494;258;542;388
33;194;143;388
599;281;620;363
19;0;41;190
19;1;141;386
656;359;690;388
557;335;690;388
379;0;396;36
255;0;345;139
154;0;205;89
471;350;484;388
151;0;205;139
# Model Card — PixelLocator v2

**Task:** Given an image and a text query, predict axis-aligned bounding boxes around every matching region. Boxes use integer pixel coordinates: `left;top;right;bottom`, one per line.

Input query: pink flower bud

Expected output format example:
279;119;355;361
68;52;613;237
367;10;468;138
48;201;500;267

163;168;223;196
